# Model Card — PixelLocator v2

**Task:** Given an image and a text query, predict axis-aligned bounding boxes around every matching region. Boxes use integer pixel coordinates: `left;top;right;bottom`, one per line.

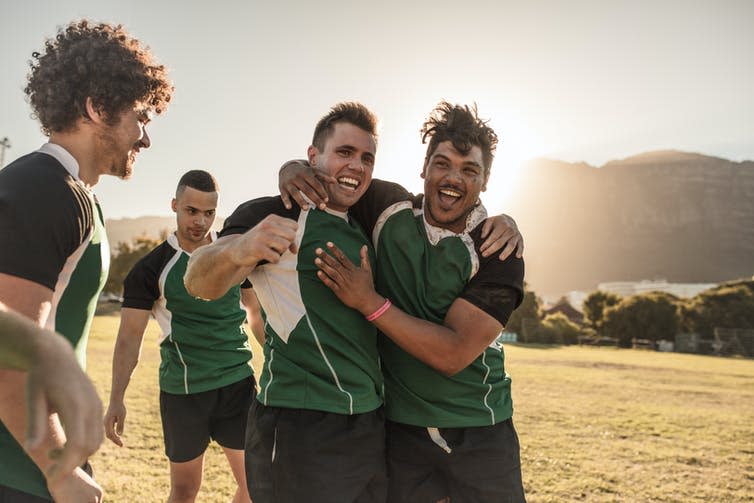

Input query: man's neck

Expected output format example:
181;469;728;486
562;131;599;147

48;130;101;188
175;232;212;254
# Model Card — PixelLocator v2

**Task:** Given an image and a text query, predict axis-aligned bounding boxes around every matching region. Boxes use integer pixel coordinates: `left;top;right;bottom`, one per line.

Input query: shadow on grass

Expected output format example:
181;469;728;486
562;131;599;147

95;301;121;316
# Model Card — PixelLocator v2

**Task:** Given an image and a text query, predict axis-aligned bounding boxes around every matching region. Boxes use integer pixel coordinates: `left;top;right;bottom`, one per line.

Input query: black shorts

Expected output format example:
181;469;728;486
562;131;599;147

386;418;526;503
160;375;256;463
245;401;387;503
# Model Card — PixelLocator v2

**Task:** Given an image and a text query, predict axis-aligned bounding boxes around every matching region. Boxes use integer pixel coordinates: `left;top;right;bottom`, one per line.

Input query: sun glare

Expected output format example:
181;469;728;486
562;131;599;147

485;118;547;212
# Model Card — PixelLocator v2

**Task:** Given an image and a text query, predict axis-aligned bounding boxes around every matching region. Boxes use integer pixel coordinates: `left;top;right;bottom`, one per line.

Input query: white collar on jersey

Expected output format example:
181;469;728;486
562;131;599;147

419;196;488;245
321;206;348;221
36;142;81;181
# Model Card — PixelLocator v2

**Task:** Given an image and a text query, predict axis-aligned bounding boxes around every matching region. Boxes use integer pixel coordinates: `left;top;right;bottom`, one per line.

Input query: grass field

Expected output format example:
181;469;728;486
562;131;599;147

85;314;754;502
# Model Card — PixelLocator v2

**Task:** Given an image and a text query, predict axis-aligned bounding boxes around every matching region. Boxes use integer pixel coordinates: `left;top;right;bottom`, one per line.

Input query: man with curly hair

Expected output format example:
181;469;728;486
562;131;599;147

0;20;172;503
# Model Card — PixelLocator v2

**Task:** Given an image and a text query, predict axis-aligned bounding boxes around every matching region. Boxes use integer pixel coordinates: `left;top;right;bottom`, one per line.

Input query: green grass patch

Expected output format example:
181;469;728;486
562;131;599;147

86;317;754;501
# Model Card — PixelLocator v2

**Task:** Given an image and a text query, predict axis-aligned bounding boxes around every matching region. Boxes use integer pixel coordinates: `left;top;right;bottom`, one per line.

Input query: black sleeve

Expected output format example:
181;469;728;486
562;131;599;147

459;224;525;327
220;196;300;238
121;242;172;310
349;179;416;238
220;196;301;271
0;155;90;290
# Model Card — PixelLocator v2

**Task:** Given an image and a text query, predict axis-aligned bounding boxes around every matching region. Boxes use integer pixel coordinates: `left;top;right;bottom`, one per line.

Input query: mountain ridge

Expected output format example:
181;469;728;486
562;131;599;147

504;150;754;295
105;150;754;296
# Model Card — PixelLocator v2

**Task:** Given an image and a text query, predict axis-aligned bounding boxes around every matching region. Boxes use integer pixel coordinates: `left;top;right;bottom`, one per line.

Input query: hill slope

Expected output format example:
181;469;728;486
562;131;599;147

504;151;754;295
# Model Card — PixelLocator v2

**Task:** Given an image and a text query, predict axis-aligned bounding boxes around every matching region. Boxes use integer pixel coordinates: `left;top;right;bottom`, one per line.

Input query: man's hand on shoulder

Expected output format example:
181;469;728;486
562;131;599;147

480;213;524;260
279;160;335;211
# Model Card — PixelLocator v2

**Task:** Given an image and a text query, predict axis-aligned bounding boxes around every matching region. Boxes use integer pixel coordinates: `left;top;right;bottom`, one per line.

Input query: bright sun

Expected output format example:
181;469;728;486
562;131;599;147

484;117;547;212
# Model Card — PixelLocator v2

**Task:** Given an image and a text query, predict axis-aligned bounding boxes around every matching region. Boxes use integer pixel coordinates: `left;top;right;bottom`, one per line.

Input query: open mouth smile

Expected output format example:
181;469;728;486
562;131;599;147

337;176;360;190
437;186;464;206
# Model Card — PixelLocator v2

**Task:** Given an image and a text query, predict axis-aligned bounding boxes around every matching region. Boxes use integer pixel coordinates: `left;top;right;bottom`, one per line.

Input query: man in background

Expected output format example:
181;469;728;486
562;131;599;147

104;170;257;503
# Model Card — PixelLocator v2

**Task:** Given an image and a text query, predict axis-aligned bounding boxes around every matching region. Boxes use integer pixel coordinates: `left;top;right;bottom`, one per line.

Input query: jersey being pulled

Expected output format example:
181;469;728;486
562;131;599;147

221;197;382;415
0;144;109;499
122;233;252;394
351;179;525;428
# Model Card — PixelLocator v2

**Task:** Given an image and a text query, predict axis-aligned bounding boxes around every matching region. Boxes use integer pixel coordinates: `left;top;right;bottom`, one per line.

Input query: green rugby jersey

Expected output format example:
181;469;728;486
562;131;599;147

351;179;524;428
222;197;383;415
0;144;109;499
122;233;252;394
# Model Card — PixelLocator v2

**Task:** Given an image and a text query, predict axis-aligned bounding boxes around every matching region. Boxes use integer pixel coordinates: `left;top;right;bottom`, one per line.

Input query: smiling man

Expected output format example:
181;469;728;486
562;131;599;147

289;102;527;502
0;20;172;503
184;102;386;503
104;171;256;503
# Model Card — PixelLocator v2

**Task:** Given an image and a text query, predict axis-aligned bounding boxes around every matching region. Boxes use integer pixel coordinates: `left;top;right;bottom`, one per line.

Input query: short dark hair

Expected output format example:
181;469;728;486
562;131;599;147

311;102;378;151
25;20;173;135
420;101;498;173
176;170;218;197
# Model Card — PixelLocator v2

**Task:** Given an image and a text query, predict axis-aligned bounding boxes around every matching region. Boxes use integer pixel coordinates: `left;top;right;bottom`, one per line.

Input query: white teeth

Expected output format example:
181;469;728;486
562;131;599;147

440;188;461;198
338;177;360;189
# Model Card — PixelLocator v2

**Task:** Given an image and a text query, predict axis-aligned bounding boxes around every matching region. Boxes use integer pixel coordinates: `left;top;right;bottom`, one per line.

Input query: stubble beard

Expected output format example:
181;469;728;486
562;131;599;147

426;197;468;231
98;128;134;180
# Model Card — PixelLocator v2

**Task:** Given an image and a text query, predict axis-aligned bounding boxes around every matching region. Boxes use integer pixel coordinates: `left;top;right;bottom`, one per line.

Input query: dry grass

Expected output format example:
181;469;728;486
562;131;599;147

86;316;754;502
512;345;754;502
87;314;265;502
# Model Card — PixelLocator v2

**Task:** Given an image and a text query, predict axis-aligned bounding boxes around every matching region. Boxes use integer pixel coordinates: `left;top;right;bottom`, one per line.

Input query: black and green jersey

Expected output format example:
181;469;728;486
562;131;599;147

0;144;109;500
122;233;252;394
351;179;524;428
221;197;383;415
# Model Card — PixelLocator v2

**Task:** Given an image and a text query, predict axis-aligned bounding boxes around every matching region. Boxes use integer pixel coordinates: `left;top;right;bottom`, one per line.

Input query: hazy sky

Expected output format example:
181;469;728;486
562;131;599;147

1;0;752;219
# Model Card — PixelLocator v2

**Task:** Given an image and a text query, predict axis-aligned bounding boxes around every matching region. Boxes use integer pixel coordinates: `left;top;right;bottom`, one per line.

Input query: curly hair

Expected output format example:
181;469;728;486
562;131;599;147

420;101;498;173
312;102;378;151
25;20;173;135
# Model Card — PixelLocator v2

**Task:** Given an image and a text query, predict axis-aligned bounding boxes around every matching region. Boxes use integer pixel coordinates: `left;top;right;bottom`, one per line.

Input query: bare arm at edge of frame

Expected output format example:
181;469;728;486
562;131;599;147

0;273;103;500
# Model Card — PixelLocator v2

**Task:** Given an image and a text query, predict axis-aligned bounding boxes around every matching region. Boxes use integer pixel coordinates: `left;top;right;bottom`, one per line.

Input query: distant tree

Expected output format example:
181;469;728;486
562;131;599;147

602;292;679;347
539;312;582;345
104;234;165;295
506;283;541;337
713;279;754;295
680;283;754;338
582;290;621;333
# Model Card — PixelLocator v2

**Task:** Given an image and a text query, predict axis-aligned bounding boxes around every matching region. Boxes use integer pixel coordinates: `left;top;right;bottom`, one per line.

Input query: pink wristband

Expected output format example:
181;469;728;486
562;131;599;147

366;299;392;322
